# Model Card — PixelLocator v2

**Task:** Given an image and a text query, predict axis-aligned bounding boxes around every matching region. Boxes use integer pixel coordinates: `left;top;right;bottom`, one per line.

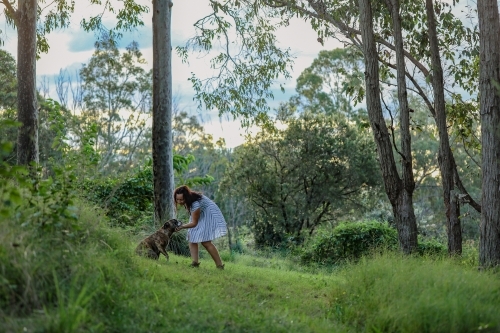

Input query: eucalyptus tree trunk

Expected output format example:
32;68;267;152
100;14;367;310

16;0;39;167
425;0;462;255
477;0;500;267
359;0;417;254
152;0;175;226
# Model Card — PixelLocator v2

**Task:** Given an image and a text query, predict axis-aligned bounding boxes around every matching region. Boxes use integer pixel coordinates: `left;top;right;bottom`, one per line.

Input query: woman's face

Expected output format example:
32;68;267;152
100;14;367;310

175;193;185;205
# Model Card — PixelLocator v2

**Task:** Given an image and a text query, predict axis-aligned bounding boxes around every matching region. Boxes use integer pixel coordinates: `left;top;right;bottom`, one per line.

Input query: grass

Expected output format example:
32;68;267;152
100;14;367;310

328;254;500;332
1;202;500;333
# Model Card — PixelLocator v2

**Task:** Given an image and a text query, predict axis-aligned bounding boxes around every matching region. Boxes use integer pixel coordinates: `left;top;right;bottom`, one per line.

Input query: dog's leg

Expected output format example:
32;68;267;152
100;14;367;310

155;240;169;261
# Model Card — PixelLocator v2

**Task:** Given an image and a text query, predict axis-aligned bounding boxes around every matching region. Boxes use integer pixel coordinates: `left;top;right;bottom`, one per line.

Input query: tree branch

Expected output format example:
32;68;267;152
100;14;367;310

381;93;405;161
289;1;430;78
2;0;19;26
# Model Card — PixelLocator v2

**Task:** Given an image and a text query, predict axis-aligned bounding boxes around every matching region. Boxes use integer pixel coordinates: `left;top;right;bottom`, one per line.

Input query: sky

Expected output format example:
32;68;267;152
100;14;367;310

0;0;342;148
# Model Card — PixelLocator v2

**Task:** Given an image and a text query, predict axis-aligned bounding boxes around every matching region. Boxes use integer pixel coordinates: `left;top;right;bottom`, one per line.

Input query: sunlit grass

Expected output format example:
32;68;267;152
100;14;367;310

327;253;500;332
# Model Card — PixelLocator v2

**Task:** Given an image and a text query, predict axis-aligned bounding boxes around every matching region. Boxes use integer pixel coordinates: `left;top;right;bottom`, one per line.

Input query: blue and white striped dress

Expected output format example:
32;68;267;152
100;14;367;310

187;195;227;243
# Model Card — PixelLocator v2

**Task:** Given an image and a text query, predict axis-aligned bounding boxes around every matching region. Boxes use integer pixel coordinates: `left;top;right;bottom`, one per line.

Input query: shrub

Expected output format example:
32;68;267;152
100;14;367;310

301;221;398;265
0;170;84;315
417;238;447;256
82;166;154;227
252;216;286;248
82;157;215;228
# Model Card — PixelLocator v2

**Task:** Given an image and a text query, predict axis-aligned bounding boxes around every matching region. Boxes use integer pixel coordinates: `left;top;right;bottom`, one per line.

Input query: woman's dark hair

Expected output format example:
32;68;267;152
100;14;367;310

173;185;202;213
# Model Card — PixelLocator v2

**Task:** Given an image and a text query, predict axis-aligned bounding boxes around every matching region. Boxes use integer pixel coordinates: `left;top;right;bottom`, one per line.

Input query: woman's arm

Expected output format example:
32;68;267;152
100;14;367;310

176;208;200;231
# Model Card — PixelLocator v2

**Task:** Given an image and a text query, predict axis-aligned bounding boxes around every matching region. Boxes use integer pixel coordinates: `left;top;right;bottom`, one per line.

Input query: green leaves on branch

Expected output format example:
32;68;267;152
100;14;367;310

81;0;149;42
446;95;480;154
1;1;149;56
174;154;215;187
177;0;293;124
294;47;365;113
82;154;213;227
222;111;380;246
0;120;79;235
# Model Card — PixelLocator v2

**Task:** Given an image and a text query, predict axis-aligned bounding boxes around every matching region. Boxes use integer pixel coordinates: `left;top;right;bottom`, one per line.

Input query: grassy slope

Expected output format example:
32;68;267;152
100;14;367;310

2;208;500;333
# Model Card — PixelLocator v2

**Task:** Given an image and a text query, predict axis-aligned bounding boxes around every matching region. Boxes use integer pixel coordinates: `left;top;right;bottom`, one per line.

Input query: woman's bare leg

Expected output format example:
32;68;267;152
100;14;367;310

201;241;223;267
189;242;199;264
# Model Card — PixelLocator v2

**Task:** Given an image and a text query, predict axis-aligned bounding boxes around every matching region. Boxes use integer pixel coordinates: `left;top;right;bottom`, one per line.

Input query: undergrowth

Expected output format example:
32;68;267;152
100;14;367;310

1;198;499;333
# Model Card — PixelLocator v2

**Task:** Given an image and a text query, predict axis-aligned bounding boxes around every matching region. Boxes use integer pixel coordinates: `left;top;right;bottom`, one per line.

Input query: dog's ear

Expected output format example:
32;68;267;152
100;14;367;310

164;219;179;228
169;218;181;226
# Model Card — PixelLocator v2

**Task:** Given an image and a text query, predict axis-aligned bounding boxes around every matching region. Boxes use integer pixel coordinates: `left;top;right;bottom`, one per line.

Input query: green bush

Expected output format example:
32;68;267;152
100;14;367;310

252;216;286;248
82;166;154;227
0;172;85;315
417;238;447;256
82;157;215;228
301;221;398;265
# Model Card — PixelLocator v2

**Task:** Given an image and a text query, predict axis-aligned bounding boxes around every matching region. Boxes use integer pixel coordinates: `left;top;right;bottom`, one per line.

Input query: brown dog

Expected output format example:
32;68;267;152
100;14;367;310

135;219;182;261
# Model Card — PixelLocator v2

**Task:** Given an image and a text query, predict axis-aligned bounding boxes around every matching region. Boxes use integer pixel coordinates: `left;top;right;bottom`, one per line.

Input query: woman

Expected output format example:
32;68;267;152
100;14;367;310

174;185;227;269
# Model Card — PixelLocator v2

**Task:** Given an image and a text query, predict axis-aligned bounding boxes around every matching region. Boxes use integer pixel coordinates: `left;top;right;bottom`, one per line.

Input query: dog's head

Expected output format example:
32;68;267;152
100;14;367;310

162;219;182;231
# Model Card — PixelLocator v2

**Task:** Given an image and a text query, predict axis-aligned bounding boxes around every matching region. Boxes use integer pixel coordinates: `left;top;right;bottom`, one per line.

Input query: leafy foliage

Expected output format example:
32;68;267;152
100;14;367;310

223;111;381;247
300;221;398;265
82;155;214;228
78;36;152;173
0;121;84;315
0;50;17;110
177;0;293;123
1;0;148;56
294;47;365;112
0;50;75;169
416;238;447;256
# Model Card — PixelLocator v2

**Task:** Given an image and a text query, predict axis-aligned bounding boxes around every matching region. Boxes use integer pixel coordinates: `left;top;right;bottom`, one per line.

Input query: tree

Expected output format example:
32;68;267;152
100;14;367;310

186;0;481;254
477;0;500;267
0;49;17;110
177;0;293;123
0;50;18;164
385;0;419;252
0;49;71;169
293;47;365;115
152;0;175;224
358;0;417;253
79;37;152;172
172;109;228;195
0;0;149;168
223;110;380;247
15;0;38;167
425;0;461;255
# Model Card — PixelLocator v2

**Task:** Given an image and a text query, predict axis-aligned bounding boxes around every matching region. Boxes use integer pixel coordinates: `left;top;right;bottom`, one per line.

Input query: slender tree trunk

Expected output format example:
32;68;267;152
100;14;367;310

448;192;461;253
477;0;500;267
359;0;417;254
16;0;39;167
426;0;462;255
152;0;175;226
386;0;418;253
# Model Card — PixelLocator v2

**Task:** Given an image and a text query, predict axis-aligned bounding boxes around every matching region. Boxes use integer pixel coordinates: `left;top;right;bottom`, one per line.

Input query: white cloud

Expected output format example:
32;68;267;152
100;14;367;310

0;0;342;148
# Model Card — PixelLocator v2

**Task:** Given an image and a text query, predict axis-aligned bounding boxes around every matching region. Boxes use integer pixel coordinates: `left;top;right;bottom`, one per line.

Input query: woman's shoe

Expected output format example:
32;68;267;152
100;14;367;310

190;262;200;268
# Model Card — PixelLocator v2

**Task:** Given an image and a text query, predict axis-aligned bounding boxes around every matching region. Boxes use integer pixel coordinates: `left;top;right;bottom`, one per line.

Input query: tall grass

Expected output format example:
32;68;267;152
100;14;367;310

328;253;500;332
2;199;499;332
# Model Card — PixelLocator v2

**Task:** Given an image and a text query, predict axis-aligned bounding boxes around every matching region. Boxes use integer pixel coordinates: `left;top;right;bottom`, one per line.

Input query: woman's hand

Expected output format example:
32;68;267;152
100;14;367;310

175;225;183;232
